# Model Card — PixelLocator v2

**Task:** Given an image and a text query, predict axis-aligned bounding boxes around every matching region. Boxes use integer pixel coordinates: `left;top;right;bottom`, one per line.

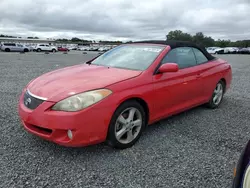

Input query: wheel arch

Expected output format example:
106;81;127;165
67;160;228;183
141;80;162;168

220;78;226;93
116;97;150;125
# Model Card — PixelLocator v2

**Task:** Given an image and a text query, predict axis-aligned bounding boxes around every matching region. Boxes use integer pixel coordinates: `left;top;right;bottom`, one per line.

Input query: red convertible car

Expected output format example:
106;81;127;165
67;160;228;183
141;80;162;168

18;40;232;149
57;46;69;52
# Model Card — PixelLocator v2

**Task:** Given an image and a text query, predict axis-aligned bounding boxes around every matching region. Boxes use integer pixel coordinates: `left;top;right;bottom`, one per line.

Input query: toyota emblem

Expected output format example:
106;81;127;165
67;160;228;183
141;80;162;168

25;97;32;106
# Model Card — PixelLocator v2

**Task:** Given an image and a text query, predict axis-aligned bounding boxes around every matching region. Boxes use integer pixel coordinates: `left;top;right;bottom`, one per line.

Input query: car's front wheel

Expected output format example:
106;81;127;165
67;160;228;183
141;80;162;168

107;100;146;149
207;80;225;109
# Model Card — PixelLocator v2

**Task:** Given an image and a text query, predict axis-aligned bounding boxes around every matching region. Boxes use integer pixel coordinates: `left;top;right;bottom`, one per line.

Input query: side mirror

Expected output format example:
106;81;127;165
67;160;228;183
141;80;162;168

158;63;179;73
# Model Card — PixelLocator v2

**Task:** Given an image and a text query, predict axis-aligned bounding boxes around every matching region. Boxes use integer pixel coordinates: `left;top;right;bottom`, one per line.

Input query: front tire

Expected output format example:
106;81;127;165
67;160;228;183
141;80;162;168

52;49;56;53
206;80;225;109
107;100;146;149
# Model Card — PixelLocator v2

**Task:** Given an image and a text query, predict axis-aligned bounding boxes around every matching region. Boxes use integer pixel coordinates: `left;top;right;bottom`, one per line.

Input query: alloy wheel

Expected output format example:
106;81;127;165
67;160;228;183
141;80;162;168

213;82;224;105
115;107;142;144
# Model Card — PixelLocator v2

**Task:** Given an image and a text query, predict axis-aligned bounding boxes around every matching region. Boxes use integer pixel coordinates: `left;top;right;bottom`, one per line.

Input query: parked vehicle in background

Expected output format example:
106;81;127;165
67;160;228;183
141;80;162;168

224;47;239;54
67;45;78;50
89;46;99;51
24;44;36;52
237;48;250;54
57;46;70;52
232;140;250;188
98;46;110;52
0;43;30;52
206;47;225;54
77;46;90;51
34;44;57;52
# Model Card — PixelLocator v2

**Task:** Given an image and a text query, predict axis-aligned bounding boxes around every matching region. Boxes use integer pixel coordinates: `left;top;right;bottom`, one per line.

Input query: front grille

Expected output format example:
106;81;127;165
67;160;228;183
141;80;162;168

31;125;52;135
23;90;45;110
24;122;52;136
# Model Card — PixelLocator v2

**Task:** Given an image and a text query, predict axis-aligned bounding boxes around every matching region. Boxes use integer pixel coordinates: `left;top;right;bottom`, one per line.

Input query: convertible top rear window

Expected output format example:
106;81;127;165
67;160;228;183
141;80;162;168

91;45;165;71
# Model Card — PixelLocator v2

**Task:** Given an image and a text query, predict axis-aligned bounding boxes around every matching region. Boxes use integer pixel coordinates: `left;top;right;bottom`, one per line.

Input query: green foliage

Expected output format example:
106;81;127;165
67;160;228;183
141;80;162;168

166;30;250;47
166;30;193;41
1;31;249;47
0;34;17;38
27;36;39;39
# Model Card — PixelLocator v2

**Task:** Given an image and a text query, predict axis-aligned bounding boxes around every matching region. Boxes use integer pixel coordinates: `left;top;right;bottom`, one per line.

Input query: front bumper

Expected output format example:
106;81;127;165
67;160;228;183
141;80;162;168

18;90;115;147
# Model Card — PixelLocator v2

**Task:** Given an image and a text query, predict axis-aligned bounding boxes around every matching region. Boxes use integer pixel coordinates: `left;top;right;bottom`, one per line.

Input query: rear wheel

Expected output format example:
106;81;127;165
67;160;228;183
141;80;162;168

24;48;29;52
5;48;10;52
52;49;56;53
107;100;146;149
206;80;225;109
37;48;41;52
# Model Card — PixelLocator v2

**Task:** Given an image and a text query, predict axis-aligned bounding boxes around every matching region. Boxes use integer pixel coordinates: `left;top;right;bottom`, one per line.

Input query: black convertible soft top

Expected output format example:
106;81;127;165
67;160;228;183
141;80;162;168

128;40;216;61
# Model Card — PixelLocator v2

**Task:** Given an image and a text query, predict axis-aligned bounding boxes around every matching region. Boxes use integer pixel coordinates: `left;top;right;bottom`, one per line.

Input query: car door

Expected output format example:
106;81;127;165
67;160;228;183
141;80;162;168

43;45;49;51
16;44;23;52
10;43;18;52
152;47;203;120
38;44;44;51
192;47;218;101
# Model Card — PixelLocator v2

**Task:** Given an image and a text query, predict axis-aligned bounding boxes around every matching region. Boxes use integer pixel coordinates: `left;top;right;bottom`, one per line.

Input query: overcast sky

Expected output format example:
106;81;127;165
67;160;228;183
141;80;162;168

0;0;249;41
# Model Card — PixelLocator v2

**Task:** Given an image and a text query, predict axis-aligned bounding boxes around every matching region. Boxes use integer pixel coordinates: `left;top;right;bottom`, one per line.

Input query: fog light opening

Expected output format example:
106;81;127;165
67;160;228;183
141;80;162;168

67;130;73;140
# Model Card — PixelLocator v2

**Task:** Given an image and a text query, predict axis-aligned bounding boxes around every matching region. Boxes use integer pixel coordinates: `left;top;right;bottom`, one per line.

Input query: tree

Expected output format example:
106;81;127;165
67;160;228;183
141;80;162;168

192;32;215;47
166;30;193;41
202;36;215;47
215;39;231;48
165;30;250;47
71;37;82;42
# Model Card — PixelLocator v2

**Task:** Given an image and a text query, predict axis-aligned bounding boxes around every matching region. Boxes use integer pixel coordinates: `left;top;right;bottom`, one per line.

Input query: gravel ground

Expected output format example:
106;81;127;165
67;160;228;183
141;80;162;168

0;52;250;188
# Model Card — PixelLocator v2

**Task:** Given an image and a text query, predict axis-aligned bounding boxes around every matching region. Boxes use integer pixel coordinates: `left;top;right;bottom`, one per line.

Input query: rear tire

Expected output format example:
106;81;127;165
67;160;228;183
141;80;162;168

5;48;10;52
24;48;29;52
107;100;146;149
52;49;56;53
37;48;41;52
206;80;225;109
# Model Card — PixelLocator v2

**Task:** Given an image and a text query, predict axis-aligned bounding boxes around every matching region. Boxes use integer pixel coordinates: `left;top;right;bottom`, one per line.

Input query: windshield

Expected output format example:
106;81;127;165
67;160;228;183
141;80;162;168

90;44;165;71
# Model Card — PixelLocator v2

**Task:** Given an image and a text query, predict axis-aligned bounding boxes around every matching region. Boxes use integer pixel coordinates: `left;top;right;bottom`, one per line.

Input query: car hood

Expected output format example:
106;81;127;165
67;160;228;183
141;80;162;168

28;64;142;102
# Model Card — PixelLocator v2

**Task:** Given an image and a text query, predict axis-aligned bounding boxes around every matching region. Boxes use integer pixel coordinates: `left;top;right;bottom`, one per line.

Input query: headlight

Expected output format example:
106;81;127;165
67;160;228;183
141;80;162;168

51;89;112;112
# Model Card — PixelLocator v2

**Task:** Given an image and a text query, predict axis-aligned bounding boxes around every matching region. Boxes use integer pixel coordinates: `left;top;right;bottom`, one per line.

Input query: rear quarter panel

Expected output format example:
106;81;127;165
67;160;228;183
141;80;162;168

199;58;232;101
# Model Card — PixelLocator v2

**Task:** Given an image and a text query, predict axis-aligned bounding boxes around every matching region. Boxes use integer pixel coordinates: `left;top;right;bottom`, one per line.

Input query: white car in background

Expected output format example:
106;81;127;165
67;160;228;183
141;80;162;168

78;46;90;51
0;43;30;52
98;46;110;52
206;47;224;54
25;44;36;51
223;47;239;54
34;44;58;52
